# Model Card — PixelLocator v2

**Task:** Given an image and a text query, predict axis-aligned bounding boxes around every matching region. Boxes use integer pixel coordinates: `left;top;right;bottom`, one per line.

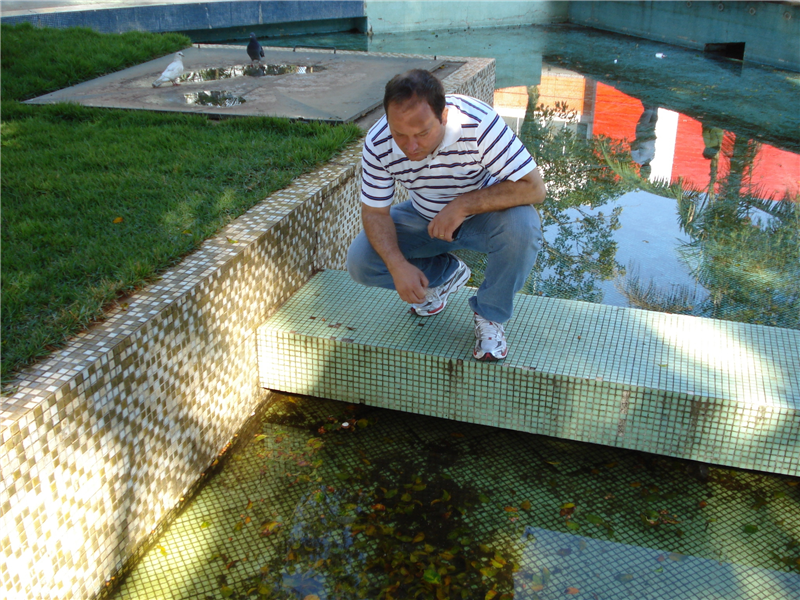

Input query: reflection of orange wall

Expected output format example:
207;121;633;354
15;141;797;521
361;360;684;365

592;83;641;141
591;82;800;201
751;144;800;200
538;74;586;114
493;86;529;112
672;115;722;191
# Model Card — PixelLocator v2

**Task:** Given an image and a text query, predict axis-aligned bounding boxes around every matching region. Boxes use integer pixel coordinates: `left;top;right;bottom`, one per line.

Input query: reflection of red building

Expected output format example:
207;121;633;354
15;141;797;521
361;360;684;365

591;82;799;200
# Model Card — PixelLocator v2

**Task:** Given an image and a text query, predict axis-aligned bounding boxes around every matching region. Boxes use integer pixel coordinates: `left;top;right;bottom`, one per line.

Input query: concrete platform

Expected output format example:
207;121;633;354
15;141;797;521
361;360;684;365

258;269;800;477
26;45;447;122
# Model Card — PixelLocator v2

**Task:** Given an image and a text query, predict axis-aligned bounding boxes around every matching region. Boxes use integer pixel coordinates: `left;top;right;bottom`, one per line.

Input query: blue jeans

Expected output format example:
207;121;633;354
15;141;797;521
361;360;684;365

346;201;542;323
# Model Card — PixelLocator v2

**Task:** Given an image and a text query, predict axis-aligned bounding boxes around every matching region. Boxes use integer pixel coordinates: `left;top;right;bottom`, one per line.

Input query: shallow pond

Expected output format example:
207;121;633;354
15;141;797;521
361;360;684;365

111;393;800;599
109;23;800;600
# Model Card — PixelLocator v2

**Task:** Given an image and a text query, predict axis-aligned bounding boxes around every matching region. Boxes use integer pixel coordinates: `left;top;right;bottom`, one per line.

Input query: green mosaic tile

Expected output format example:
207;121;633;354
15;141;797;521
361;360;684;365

258;270;800;477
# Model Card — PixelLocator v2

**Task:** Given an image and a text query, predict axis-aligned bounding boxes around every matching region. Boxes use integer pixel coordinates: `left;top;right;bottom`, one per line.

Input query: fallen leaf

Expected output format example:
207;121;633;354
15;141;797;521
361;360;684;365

566;587;579;595
521;500;532;511
422;566;441;585
227;237;237;244
413;532;425;543
504;506;518;512
585;513;604;525
113;217;124;224
698;500;708;508
668;552;685;562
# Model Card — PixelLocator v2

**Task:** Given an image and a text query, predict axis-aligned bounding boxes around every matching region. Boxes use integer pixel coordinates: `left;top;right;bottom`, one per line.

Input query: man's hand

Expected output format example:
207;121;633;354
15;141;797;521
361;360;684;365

389;261;429;304
428;170;547;241
427;199;468;242
362;204;429;303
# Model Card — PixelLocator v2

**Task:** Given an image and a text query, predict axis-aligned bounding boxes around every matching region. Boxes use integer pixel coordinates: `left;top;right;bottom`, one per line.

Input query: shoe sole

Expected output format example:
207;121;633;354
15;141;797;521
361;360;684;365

473;348;508;361
412;263;471;316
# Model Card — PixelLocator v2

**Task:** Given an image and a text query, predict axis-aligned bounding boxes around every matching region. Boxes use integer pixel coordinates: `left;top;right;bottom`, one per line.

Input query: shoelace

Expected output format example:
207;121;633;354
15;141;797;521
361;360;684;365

475;316;504;340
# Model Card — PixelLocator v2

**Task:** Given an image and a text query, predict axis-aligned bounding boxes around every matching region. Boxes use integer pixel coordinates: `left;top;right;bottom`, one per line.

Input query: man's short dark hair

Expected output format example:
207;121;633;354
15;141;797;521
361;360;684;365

384;69;446;121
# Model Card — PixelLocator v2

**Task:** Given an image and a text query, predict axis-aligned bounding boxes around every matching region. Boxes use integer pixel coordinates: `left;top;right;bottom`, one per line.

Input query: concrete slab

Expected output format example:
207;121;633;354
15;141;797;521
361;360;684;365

25;45;446;122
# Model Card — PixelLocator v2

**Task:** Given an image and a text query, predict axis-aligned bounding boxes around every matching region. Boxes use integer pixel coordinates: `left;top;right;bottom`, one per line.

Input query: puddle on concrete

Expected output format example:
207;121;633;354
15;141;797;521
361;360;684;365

179;64;326;83
184;90;246;107
110;393;800;600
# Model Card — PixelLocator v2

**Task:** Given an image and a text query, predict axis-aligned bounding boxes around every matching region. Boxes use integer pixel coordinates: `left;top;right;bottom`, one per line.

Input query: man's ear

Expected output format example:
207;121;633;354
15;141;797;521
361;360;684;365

440;106;449;126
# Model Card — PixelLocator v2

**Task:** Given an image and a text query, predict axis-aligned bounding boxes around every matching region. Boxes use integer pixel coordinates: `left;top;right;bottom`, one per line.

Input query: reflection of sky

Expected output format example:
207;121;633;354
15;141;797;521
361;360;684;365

516;526;800;599
591;190;705;307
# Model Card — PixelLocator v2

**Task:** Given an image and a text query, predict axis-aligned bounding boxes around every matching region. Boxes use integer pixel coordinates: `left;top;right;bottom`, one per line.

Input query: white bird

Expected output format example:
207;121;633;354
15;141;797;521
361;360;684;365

152;52;185;87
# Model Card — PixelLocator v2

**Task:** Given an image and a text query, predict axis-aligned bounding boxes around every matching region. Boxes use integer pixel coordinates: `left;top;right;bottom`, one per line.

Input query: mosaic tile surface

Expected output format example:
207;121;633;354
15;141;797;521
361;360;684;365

257;270;800;477
108;393;800;600
0;54;493;600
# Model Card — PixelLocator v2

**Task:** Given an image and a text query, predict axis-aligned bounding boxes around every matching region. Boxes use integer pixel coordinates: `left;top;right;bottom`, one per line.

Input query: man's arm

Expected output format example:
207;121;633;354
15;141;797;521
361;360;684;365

362;204;429;304
428;167;547;241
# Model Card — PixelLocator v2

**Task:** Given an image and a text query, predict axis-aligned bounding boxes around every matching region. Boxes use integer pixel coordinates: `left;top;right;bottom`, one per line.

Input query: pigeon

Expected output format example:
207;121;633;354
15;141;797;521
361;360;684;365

247;33;265;66
152;52;185;87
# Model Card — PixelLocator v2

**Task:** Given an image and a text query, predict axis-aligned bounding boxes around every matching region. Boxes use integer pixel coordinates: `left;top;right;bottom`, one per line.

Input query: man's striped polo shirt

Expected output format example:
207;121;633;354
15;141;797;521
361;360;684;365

360;94;537;220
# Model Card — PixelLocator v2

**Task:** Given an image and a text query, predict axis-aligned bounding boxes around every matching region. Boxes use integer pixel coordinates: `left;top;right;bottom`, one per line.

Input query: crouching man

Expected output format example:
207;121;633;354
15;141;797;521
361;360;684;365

346;69;546;360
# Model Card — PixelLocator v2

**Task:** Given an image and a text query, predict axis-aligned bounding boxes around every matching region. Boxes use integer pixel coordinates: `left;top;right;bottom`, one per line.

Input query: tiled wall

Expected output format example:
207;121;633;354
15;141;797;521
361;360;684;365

0;53;495;600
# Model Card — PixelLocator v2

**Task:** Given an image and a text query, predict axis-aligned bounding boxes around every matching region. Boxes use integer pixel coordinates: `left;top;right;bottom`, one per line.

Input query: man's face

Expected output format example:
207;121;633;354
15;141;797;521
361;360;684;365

386;96;448;162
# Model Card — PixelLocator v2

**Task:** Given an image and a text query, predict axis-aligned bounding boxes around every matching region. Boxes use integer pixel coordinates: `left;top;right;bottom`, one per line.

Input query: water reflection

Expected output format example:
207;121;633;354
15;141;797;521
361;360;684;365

184;90;246;107
179;64;325;82
517;526;800;598
472;69;799;329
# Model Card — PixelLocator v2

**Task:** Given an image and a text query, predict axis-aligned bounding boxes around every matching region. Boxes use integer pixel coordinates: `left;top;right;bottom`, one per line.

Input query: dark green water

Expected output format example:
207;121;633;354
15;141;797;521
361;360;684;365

112;393;799;599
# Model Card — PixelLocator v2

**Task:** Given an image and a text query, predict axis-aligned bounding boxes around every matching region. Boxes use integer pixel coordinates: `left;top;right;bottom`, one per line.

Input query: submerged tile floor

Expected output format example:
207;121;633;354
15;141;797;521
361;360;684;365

111;393;800;600
258;271;800;478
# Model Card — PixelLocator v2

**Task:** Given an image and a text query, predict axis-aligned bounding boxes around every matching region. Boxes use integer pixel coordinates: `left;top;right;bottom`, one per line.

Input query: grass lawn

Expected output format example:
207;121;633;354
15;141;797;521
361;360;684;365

1;24;362;383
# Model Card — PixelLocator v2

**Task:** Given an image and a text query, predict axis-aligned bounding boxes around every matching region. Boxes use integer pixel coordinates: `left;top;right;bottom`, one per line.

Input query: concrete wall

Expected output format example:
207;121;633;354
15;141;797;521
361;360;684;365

569;0;800;72
0;0;367;35
365;0;568;33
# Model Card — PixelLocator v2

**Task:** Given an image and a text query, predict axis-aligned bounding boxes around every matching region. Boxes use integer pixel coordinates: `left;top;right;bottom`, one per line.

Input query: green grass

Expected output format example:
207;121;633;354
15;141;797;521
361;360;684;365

1;24;362;382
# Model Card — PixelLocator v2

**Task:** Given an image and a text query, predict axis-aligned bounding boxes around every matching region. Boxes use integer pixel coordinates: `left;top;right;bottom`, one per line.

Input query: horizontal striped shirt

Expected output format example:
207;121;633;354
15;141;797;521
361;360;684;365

361;94;536;220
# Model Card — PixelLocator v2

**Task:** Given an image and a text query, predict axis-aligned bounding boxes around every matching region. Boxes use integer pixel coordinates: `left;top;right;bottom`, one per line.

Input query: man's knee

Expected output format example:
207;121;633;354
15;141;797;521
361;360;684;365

346;239;368;284
496;205;542;250
346;232;386;286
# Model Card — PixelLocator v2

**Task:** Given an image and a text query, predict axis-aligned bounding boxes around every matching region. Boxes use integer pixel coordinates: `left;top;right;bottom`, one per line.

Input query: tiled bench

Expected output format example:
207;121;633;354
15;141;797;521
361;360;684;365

257;269;800;476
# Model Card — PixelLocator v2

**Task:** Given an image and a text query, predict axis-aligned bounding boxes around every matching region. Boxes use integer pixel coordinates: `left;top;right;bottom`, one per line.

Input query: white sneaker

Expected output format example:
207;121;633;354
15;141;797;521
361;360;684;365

411;256;471;316
473;313;508;361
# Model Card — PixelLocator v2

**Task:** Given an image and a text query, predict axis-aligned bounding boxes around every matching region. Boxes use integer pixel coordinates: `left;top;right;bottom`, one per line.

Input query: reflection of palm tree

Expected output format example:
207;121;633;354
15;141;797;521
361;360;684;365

607;133;799;329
